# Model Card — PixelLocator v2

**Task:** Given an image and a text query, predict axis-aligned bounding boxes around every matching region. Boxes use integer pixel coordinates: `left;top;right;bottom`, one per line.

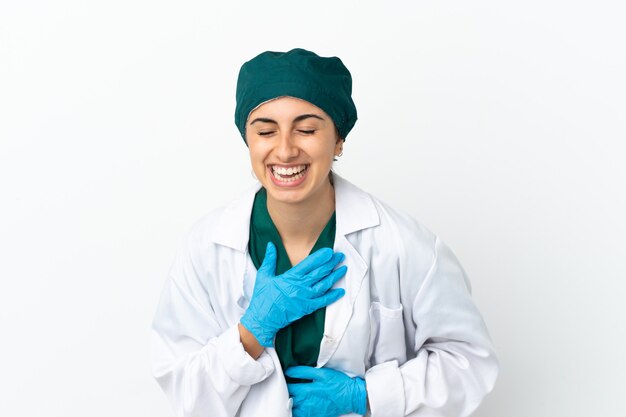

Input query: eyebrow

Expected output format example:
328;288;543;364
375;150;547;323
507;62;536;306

249;114;325;125
293;114;325;123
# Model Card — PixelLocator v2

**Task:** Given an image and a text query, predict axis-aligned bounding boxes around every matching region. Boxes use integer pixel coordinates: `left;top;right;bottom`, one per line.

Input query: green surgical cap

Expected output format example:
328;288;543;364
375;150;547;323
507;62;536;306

235;48;357;144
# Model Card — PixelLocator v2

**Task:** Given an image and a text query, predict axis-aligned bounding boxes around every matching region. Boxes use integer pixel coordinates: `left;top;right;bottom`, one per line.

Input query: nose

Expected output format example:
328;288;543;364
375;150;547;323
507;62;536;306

275;131;299;161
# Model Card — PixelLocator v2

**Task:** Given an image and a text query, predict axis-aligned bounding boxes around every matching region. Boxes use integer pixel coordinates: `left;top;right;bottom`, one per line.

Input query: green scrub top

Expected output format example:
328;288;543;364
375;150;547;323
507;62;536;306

248;188;336;382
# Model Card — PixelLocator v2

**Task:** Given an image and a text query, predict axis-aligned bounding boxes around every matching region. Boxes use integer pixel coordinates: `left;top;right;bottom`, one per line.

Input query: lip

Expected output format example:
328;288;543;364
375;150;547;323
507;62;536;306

269;163;308;169
267;164;309;188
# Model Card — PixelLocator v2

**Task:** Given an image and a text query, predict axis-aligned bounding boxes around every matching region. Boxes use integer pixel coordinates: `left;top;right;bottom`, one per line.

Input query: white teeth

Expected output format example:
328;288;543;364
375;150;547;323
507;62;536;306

272;165;306;175
271;165;307;182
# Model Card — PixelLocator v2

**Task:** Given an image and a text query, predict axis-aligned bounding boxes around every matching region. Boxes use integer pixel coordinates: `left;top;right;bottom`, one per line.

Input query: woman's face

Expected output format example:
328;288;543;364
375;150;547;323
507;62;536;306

246;96;343;206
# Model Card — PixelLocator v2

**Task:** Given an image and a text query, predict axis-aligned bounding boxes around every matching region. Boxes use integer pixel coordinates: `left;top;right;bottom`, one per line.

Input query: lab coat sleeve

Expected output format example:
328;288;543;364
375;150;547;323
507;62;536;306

364;236;499;417
151;231;275;417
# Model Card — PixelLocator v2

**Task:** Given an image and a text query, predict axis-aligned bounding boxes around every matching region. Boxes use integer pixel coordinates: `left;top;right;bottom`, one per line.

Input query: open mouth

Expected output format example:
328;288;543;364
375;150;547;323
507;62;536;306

269;164;309;183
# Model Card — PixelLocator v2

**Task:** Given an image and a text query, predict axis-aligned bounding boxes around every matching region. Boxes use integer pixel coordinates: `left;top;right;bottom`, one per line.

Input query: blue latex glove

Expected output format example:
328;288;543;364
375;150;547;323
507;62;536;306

240;242;347;347
286;366;367;417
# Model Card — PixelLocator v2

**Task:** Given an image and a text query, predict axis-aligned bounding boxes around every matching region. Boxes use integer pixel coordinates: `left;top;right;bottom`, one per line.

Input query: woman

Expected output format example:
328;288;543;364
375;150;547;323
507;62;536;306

151;48;499;417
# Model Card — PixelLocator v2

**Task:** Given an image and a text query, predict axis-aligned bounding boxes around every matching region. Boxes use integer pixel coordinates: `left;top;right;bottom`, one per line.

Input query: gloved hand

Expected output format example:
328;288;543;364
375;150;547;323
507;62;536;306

240;242;347;347
286;366;367;417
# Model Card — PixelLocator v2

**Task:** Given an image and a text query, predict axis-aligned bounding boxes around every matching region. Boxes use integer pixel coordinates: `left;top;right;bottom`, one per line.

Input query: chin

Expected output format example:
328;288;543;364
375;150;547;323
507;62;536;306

266;187;310;205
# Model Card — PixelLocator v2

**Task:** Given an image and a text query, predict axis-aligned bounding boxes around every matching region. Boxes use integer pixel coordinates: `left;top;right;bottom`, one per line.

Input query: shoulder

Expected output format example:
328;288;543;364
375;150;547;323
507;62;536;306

168;206;229;277
334;178;452;302
180;206;226;250
181;182;261;254
371;194;436;244
369;193;438;265
169;186;258;280
363;191;472;295
166;187;256;290
367;192;472;293
335;174;438;258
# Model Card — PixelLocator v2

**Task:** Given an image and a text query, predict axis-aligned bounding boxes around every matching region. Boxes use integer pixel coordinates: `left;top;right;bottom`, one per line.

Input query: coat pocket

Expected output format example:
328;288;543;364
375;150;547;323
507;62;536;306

368;302;407;365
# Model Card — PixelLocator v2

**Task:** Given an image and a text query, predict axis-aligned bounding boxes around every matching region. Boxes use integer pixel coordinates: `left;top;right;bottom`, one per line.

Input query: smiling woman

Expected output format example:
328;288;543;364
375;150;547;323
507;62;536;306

151;48;499;417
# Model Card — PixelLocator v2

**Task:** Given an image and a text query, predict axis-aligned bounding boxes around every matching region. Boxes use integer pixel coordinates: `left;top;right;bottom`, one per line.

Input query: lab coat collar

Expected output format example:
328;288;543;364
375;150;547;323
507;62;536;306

211;181;262;252
211;173;380;251
333;173;380;236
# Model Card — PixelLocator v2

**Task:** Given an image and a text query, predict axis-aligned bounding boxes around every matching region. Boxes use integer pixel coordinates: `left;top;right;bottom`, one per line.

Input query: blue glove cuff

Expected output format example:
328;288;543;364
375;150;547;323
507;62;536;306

352;376;367;415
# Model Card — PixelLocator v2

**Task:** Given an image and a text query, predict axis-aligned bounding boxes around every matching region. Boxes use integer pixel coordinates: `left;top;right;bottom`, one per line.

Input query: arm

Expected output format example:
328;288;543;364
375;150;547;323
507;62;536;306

238;323;264;359
151;236;347;416
150;235;275;417
365;236;499;417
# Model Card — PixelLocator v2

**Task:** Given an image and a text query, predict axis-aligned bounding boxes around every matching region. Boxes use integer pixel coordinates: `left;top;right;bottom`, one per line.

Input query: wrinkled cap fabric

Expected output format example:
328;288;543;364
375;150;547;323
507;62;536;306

235;48;357;144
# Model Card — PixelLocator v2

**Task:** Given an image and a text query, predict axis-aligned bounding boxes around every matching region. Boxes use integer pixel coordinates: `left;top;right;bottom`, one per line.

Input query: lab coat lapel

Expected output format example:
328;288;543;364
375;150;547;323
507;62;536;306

317;174;379;367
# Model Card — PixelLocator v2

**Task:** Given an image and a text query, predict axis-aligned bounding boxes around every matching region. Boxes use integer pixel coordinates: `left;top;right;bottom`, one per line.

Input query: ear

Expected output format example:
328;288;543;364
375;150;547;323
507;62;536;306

334;138;345;156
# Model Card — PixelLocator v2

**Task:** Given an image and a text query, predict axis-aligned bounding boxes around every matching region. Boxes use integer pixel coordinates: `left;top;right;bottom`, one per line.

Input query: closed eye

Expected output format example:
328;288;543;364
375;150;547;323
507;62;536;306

297;129;316;135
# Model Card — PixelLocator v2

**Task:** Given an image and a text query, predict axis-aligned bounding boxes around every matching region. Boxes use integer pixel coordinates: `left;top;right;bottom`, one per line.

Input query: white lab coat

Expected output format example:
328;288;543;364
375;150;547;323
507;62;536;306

151;174;499;417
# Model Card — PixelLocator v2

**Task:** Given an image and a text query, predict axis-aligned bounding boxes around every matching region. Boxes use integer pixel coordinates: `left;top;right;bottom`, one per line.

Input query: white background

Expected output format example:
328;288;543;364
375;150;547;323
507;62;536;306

1;1;625;416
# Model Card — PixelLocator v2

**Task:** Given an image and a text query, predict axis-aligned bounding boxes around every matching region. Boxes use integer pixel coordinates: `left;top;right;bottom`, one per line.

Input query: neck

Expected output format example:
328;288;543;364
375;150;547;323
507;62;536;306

266;178;335;249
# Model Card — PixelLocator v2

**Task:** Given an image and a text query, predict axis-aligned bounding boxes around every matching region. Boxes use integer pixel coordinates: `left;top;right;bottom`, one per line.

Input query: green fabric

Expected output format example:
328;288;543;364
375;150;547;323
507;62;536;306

249;188;336;382
235;48;358;143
